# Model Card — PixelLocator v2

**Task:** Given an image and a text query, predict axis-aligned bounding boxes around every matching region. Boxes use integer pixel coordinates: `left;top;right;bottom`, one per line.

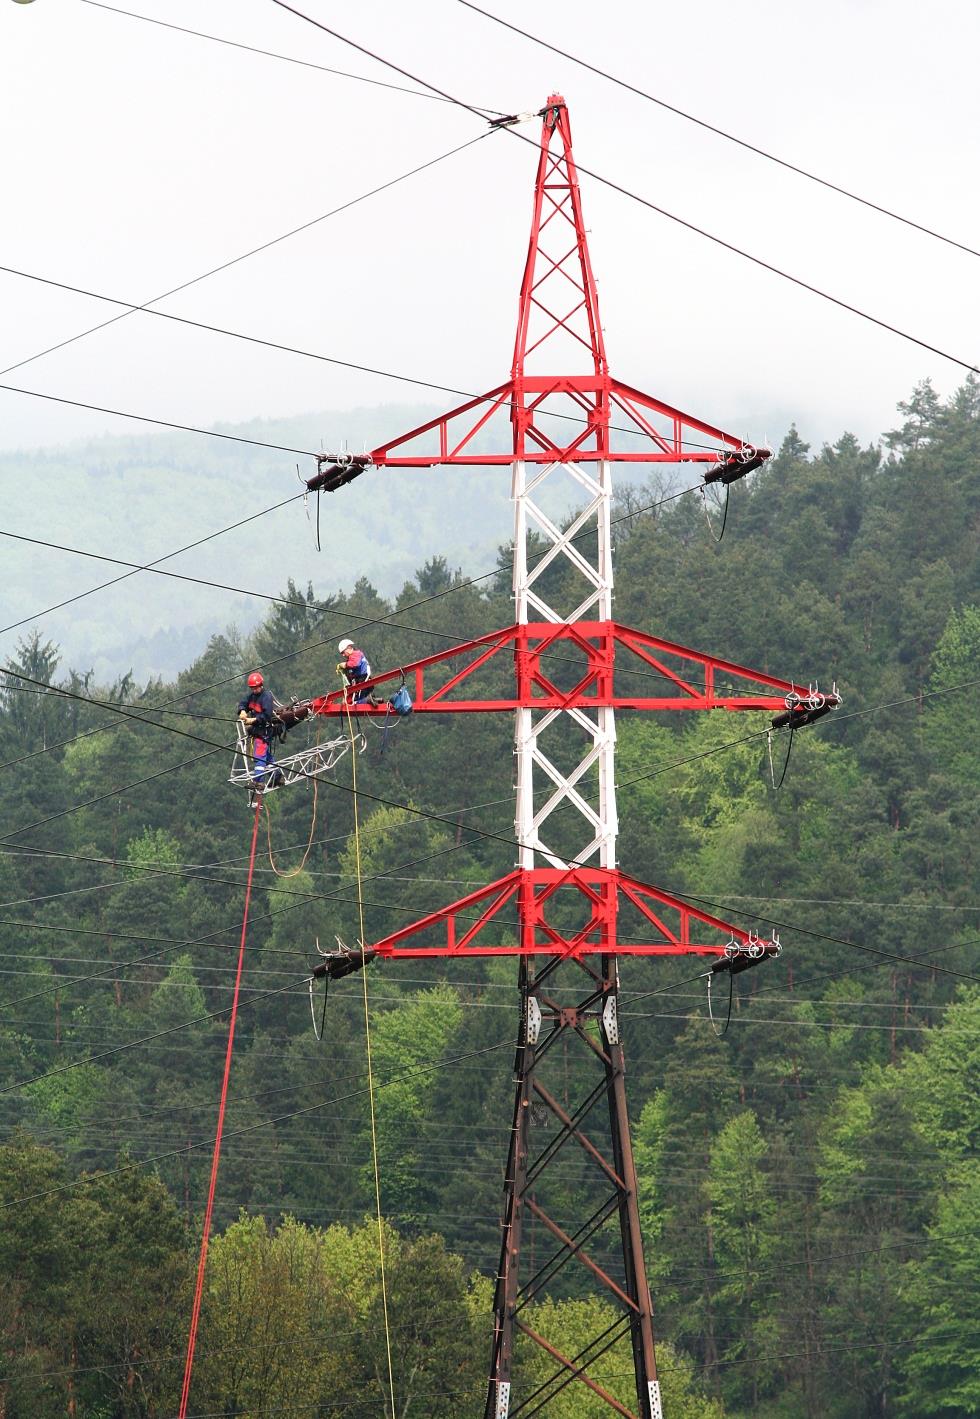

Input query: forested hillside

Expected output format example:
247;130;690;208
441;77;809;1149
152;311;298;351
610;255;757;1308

1;377;978;1417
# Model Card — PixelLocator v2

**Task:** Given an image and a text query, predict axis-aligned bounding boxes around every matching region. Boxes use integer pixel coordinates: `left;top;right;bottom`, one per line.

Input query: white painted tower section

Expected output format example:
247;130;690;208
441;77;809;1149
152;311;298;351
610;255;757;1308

512;456;618;872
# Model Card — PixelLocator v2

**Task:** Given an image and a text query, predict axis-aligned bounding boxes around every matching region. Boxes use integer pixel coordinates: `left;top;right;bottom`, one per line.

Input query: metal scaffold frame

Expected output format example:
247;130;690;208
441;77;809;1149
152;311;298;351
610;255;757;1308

228;720;364;794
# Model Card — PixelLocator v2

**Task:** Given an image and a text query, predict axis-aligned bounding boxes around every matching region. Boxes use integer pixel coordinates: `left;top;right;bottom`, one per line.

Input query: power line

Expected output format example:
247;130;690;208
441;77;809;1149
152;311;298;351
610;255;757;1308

0;380;316;455
0;473;701;681
3;778;641;1053
4;953;971;1033
0;668;756;985
0;1038;514;1209
0;946;296;976
617;674;980;792
0;740;233;845
0;973;306;1099
0;475;705;778
0;667;242;777
0;1013;963;1209
0;472;795;812
0;787;512;876
637;1005;972;1037
1;862;743;1016
0;822;479;923
2;464;716;759
0;666;521;857
0;827;491;1015
624;981;979;1018
621;928;980;1013
4;636;974;909
0;262;732;453
0;1054;512;1123
0;492;303;639
4;660;978;992
0;503;710;731
79;0;504;111
0;134;492;383
656;889;980;989
5;881;975;1104
37;845;967;918
271;3;980;376
663;891;980;915
0;1116;955;1197
754;924;980;1005
0;684;231;723
455;0;980;261
0;527;507;654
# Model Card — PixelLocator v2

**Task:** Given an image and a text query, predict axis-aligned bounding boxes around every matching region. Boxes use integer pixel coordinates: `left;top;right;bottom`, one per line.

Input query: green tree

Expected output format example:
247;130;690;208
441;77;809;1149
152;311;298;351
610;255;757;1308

898;1164;980;1417
815;1067;933;1417
249;578;336;671
73;1166;191;1418
196;1212;341;1417
366;984;463;1220
707;1111;777;1408
923;604;980;787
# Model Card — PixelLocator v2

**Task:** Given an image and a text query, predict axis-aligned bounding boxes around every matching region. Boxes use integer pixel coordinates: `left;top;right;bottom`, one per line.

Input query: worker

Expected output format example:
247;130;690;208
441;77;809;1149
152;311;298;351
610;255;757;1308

337;639;379;704
237;670;284;796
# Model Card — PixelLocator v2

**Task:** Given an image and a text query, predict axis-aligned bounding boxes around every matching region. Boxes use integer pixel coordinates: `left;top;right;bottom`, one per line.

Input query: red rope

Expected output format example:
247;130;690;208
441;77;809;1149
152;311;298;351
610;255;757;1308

177;799;263;1419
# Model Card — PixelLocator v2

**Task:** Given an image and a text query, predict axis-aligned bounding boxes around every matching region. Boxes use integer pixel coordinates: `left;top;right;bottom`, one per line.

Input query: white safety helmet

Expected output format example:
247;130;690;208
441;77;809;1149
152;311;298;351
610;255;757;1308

338;639;354;653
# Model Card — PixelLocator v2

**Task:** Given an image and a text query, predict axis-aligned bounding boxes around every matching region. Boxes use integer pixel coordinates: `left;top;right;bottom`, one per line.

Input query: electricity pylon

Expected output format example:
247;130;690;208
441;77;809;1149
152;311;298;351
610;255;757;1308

305;96;837;1419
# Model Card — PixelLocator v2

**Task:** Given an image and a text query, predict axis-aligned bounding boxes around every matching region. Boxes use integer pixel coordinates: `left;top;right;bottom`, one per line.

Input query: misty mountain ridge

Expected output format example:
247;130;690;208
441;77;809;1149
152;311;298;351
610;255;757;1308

3;396;806;681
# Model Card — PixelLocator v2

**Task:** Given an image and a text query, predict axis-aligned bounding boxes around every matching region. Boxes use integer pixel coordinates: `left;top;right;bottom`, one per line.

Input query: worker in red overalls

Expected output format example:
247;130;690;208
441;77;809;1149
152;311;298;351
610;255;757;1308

237;670;284;798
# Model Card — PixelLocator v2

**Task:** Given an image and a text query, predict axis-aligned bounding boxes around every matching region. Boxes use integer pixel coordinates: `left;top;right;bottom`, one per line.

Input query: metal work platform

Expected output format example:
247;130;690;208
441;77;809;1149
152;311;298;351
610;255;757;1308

228;721;364;796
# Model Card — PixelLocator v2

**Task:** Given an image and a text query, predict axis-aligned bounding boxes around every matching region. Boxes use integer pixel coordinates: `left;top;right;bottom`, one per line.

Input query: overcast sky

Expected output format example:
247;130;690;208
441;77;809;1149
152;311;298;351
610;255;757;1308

2;0;978;461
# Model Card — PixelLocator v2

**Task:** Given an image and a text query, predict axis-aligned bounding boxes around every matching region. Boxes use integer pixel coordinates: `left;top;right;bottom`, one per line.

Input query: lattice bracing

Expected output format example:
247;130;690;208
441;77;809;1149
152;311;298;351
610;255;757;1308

362;868;779;961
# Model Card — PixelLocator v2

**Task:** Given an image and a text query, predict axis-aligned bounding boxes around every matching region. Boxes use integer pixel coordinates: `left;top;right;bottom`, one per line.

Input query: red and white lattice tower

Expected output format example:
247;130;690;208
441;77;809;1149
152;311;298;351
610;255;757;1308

306;97;837;1419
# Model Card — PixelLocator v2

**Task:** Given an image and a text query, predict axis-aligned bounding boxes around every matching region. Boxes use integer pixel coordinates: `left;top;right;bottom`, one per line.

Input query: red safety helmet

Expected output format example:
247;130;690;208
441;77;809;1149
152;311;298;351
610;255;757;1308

247;671;264;689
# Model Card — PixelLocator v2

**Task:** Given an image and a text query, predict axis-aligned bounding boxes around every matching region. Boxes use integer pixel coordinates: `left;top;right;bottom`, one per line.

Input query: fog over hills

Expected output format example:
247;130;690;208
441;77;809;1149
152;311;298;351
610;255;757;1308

2;402;501;681
3;395;823;681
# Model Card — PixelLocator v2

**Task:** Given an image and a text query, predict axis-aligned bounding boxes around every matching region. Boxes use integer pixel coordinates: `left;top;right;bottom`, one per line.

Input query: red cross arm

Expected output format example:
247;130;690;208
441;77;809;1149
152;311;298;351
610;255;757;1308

299;621;840;720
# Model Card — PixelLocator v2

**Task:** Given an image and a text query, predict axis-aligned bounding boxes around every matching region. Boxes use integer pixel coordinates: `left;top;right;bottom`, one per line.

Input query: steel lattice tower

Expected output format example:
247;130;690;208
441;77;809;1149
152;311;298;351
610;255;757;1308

304;97;838;1419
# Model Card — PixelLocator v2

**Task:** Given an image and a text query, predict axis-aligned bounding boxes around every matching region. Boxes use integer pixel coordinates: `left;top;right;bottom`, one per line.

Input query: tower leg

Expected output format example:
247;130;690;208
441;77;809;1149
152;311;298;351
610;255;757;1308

602;956;663;1419
485;960;535;1419
484;958;662;1418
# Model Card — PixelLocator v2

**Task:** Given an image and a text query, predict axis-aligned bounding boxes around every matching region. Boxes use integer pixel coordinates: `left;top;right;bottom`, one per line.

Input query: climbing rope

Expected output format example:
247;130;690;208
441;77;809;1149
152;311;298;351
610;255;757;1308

342;675;397;1418
177;797;263;1419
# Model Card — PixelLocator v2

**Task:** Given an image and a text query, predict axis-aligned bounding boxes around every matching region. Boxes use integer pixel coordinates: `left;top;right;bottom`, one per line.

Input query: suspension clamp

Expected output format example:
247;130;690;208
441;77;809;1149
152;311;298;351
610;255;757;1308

311;941;378;981
703;443;771;486
712;932;781;976
771;683;841;730
488;110;540;128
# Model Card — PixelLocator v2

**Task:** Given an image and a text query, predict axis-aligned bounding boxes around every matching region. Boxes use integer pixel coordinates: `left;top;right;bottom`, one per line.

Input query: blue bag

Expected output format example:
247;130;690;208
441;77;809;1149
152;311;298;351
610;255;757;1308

390;686;413;716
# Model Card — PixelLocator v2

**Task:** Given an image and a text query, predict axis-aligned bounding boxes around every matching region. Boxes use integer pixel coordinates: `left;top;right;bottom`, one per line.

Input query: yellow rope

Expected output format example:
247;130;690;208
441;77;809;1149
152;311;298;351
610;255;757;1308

342;674;397;1418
